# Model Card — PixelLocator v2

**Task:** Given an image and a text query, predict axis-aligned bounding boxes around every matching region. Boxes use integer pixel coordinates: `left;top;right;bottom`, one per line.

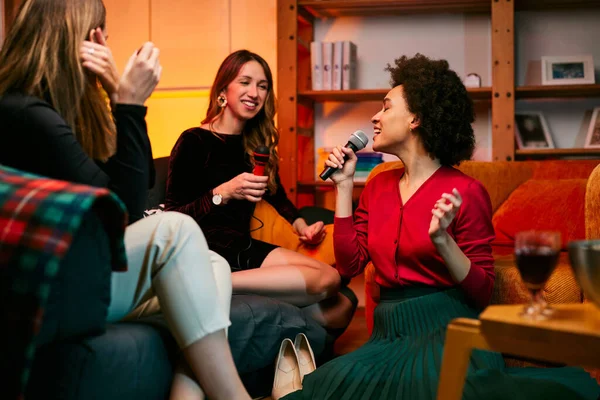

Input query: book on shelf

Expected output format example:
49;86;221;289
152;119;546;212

342;41;358;90
322;42;334;90
310;41;358;91
310;41;322;90
333;41;343;90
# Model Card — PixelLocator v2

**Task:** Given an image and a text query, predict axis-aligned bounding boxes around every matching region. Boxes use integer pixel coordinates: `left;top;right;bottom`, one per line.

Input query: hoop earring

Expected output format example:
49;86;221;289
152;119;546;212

217;95;227;108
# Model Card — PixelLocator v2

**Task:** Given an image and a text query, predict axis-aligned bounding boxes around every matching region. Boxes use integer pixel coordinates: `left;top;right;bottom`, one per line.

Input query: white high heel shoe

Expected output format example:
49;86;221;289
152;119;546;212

294;333;316;382
271;338;302;400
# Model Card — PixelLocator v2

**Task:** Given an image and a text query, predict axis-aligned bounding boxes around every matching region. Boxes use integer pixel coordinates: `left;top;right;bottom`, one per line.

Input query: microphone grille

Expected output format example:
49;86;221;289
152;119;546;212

254;145;270;155
348;130;369;151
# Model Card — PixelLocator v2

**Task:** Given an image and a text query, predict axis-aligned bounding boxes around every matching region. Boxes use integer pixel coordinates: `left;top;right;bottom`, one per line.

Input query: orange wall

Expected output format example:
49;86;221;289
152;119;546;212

104;0;277;157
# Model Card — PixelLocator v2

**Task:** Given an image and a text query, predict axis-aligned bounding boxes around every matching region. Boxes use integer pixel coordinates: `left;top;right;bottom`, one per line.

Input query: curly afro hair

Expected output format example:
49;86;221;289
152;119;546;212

386;53;475;166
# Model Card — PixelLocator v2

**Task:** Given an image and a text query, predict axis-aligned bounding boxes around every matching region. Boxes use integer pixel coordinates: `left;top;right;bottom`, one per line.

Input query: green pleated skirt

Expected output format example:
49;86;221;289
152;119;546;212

283;287;600;400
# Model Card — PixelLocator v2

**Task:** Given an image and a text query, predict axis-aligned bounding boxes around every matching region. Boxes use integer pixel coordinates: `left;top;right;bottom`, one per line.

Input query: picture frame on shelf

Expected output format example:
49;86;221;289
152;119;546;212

541;55;595;86
515;112;555;149
585;107;600;149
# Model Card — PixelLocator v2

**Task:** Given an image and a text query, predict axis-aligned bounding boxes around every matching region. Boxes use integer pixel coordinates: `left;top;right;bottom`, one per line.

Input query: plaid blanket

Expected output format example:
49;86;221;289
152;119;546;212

0;165;128;400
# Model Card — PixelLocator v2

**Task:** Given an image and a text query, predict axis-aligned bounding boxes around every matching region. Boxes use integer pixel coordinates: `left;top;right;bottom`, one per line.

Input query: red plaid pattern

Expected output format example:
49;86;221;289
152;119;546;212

0;165;128;399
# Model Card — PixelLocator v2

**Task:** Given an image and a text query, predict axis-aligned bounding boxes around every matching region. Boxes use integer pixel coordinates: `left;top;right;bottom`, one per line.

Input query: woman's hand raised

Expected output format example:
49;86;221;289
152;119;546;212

429;188;462;244
80;28;120;104
118;42;162;106
215;173;268;203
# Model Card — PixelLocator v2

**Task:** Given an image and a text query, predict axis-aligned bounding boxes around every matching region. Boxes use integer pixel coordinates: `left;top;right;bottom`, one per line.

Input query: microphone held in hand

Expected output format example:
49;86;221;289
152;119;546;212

319;130;369;181
252;145;270;176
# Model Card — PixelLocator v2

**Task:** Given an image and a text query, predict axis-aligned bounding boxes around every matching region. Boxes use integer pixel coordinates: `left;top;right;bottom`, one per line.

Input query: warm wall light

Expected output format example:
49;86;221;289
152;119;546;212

146;90;211;158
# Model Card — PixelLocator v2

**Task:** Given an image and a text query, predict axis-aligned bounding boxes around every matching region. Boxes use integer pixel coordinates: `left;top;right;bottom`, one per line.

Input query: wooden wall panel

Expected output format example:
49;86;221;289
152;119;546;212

491;0;515;161
151;0;230;88
104;0;150;74
277;0;298;204
230;0;277;74
145;92;210;157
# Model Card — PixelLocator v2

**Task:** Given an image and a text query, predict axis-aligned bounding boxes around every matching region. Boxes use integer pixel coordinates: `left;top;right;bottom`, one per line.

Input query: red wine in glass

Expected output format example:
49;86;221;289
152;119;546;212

514;230;561;320
515;249;559;290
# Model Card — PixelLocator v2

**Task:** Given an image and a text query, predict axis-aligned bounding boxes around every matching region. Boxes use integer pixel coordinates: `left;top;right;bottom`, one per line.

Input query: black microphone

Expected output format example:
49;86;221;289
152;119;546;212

319;130;369;181
252;145;270;176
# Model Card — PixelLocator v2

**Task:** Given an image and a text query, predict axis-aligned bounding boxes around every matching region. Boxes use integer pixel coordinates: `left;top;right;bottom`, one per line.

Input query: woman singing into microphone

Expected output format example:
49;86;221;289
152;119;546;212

165;50;354;331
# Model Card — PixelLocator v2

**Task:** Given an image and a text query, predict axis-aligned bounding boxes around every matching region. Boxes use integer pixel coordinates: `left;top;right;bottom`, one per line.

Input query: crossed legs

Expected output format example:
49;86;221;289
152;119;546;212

108;212;249;400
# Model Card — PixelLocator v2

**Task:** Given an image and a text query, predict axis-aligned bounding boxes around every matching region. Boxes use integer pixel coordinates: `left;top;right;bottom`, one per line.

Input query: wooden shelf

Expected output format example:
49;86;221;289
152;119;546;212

515;0;600;11
516;84;600;99
298;0;600;17
298;0;491;17
299;87;491;103
515;148;600;158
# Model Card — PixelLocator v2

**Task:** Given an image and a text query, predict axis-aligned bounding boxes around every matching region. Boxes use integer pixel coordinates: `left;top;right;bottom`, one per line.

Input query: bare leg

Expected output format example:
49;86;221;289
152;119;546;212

231;247;341;307
170;359;205;400
302;292;355;330
182;330;250;400
169;250;235;399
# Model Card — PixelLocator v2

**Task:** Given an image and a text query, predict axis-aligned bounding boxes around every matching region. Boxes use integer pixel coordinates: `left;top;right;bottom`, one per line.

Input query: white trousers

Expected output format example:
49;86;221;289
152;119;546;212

106;212;232;348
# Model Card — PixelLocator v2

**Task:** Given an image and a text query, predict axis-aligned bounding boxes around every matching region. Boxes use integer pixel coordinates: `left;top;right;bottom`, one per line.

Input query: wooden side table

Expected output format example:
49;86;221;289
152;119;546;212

436;303;600;400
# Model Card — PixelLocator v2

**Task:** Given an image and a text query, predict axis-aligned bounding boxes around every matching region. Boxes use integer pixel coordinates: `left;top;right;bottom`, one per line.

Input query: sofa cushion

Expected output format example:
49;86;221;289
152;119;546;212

492;179;587;250
531;160;599;180
27;321;176;400
251;200;336;266
146;157;169;209
457;161;534;213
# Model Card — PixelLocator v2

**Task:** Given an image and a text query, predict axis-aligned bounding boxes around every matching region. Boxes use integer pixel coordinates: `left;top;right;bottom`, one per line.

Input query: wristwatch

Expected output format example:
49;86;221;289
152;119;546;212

212;190;223;206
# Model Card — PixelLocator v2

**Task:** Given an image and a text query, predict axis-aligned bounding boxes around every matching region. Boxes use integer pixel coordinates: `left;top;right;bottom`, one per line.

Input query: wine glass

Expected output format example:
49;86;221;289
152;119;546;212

514;230;561;320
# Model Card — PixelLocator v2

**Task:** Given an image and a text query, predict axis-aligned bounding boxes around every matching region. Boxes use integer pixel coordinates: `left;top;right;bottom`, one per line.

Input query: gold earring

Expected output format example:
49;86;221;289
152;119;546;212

217;95;227;108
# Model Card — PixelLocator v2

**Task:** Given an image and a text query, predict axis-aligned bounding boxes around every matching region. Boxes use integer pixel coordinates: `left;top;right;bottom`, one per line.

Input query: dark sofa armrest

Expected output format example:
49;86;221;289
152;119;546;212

35;210;113;346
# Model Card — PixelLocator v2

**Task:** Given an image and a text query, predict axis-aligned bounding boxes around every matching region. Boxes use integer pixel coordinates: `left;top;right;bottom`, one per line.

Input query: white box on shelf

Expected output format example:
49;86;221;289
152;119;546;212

310;41;323;91
322;42;334;90
332;41;343;91
342;41;358;90
541;55;595;86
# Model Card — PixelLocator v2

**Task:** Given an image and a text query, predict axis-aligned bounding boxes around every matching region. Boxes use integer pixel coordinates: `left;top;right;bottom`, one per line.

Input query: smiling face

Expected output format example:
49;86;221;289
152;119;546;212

371;85;418;154
222;60;269;122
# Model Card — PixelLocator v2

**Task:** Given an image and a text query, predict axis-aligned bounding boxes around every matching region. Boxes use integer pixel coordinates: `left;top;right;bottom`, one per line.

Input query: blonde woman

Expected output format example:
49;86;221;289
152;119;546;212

0;0;249;399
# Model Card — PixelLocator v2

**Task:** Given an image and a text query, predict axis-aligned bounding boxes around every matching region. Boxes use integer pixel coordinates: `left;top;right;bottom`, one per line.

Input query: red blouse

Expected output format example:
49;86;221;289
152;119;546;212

334;166;496;308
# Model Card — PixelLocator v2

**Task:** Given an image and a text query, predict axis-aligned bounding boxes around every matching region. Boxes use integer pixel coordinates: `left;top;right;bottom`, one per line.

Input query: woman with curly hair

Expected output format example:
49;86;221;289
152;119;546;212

165;50;355;330
281;54;600;400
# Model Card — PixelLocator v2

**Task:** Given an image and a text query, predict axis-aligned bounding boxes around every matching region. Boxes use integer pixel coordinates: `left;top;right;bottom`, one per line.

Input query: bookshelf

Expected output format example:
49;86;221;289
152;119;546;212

299;87;493;103
277;0;600;206
515;84;600;99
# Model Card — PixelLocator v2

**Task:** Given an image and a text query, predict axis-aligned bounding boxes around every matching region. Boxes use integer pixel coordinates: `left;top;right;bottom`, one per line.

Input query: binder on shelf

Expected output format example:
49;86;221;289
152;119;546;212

310;41;322;91
333;41;343;90
322;42;334;90
342;41;358;90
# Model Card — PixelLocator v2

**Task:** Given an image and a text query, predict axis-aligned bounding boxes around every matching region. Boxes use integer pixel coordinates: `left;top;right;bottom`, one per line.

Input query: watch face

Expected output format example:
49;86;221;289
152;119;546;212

212;194;222;205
